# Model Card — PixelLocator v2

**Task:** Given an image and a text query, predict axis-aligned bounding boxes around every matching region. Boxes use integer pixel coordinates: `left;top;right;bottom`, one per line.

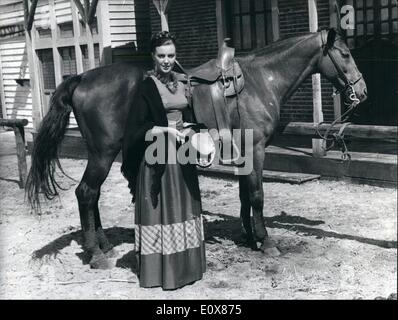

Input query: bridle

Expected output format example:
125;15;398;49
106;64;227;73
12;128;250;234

316;30;364;160
320;30;362;108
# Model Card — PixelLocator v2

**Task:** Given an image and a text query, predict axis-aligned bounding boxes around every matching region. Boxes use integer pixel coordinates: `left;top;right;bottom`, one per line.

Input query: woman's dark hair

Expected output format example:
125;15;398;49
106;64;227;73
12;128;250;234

150;31;177;53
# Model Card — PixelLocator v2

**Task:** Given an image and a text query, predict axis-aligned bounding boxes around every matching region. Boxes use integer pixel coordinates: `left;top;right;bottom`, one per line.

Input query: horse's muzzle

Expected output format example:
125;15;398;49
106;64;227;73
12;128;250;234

356;79;368;103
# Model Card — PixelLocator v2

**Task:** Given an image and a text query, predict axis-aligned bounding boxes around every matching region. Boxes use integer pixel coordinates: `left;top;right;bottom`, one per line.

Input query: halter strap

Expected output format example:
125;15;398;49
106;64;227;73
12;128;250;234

316;30;363;161
320;29;328;47
320;30;362;93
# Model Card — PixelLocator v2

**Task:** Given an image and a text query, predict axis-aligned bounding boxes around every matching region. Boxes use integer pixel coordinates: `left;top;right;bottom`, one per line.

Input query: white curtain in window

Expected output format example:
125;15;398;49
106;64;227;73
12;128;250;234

153;0;170;31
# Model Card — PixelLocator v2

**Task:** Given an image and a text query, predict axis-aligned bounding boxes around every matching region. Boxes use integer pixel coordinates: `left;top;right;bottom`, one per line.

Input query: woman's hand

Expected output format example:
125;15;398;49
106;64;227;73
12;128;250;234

167;127;186;144
149;126;167;136
148;126;186;143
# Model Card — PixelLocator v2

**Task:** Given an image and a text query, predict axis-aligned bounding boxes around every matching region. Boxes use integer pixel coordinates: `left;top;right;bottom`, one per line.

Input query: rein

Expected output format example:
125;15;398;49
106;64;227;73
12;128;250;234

315;105;357;160
316;30;362;160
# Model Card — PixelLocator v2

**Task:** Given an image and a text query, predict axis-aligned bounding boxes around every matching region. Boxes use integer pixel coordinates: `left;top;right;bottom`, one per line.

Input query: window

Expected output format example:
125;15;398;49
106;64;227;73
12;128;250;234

37;27;52;39
344;0;398;48
226;0;269;51
37;49;56;90
341;0;398;126
81;44;100;71
380;0;398;34
59;21;74;38
59;47;77;79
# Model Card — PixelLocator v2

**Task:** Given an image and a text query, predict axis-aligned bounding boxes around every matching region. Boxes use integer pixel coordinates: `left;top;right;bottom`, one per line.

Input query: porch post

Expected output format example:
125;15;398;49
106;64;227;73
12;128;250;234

308;0;326;157
266;0;280;42
49;0;63;86
329;0;342;120
215;0;227;48
96;0;112;65
23;0;43;130
84;0;95;70
0;52;7;120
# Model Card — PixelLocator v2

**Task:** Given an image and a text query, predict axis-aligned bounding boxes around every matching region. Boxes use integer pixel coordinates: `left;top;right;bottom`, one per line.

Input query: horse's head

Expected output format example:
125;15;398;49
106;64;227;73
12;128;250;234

318;28;367;106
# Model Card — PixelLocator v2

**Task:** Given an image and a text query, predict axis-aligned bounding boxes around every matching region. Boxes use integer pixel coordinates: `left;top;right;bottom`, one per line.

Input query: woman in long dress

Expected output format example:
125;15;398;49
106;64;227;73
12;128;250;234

121;31;206;290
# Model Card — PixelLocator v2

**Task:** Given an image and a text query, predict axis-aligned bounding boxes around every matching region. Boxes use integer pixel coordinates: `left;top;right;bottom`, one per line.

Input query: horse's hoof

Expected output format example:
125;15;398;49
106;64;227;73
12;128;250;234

253;225;268;241
248;240;258;251
254;233;267;243
243;234;258;250
90;253;113;269
104;248;118;258
261;246;281;257
101;242;114;253
260;239;281;257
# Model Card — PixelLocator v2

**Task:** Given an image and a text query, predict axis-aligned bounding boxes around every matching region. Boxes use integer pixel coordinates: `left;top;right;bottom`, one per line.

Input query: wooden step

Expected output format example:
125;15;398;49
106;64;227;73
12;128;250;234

198;164;320;184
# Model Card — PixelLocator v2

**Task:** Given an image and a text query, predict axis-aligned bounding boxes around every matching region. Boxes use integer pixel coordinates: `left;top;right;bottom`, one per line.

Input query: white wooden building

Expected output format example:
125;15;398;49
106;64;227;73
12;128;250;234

0;0;151;130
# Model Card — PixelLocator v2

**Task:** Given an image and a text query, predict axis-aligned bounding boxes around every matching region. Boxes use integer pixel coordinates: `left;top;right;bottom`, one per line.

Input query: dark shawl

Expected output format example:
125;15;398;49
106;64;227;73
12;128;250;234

121;76;195;207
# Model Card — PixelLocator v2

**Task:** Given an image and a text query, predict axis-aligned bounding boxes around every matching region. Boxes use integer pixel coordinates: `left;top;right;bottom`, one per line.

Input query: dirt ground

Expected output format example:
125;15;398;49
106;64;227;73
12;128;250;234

0;131;397;299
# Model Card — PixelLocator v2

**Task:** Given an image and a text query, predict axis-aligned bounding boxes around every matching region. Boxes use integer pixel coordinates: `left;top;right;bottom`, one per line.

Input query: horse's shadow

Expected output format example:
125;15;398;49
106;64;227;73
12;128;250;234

203;210;396;250
202;210;326;246
31;227;134;265
32;211;397;269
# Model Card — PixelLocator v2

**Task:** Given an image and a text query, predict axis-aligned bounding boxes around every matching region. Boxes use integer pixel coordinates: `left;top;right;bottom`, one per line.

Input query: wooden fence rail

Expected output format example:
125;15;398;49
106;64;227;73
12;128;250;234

283;122;398;141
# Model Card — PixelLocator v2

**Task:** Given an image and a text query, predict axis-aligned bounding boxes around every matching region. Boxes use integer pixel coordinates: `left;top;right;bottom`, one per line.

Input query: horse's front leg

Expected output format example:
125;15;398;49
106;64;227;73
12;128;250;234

239;176;257;250
247;142;279;254
243;141;267;242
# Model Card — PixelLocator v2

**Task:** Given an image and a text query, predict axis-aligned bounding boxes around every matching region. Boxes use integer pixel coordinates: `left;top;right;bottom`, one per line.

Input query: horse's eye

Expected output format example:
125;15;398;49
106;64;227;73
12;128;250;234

341;51;350;58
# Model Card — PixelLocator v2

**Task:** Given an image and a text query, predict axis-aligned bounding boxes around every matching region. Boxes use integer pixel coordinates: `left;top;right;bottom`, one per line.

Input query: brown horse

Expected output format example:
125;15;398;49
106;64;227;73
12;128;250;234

26;29;367;269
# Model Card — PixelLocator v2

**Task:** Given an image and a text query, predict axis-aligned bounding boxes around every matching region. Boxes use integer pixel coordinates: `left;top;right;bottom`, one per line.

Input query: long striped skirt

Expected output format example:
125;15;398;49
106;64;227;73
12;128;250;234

134;159;206;290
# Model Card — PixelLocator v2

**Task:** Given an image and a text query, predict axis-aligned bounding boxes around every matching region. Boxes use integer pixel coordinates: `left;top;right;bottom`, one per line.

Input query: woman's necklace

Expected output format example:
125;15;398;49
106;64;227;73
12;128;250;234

147;69;178;93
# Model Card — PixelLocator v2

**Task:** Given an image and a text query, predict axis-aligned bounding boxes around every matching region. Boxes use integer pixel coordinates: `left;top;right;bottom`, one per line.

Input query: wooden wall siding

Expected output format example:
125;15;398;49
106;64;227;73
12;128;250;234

0;1;25;27
54;0;73;25
149;0;219;68
278;0;334;125
0;37;34;129
34;0;51;29
109;0;152;64
0;0;81;130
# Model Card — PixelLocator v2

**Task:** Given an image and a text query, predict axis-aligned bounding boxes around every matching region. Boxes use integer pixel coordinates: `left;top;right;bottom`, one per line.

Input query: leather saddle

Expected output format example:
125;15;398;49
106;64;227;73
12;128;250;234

177;39;245;163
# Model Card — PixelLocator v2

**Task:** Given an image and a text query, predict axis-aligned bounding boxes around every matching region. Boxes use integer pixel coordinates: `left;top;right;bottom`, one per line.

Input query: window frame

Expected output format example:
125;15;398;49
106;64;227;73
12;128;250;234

225;0;270;52
343;0;398;49
37;48;56;92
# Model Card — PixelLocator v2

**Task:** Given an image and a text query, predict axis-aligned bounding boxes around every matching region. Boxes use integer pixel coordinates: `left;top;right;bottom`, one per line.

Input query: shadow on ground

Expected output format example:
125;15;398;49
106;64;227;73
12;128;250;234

0;177;21;185
31;211;397;266
32;227;134;264
203;210;397;249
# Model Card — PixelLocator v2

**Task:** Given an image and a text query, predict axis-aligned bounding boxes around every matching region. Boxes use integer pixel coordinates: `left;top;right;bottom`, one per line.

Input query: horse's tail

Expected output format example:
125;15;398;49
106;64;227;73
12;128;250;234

26;75;82;212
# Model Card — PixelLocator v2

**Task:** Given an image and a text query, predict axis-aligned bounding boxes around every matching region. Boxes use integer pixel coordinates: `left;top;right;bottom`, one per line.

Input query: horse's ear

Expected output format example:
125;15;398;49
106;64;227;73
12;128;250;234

334;1;342;33
327;28;337;48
